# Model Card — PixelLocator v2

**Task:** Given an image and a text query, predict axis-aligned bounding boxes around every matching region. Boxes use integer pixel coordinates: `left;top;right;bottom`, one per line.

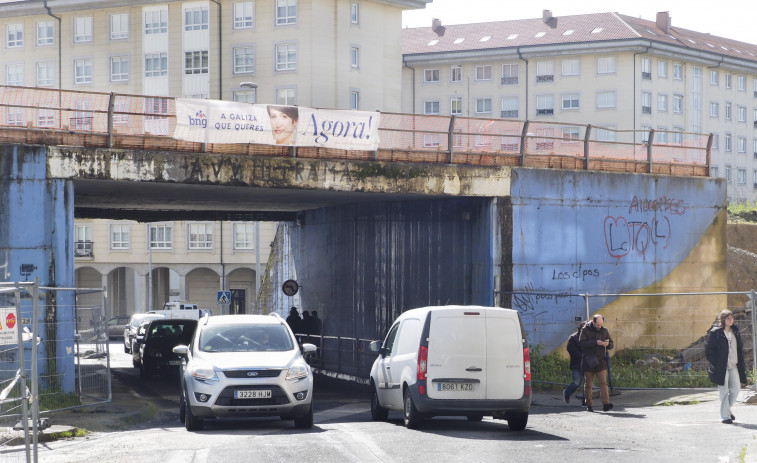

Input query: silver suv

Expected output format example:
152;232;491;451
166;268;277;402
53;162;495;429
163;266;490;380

173;313;317;430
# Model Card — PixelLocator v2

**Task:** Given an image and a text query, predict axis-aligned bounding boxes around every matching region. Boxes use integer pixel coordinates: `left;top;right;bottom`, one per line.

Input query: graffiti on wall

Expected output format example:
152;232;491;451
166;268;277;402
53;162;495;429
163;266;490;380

604;195;687;259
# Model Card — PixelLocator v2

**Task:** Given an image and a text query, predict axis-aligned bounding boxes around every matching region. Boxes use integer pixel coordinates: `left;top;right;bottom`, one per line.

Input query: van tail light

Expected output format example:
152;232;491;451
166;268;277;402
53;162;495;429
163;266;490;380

523;347;531;382
417;345;428;395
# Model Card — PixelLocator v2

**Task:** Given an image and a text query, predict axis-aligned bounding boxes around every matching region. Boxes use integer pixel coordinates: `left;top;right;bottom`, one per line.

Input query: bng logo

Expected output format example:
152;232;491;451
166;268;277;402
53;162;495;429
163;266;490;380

188;110;207;128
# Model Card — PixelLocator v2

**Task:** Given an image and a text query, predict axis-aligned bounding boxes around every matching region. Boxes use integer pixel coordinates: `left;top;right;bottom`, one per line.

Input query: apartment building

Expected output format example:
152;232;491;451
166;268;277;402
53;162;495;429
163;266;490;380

0;0;428;109
401;11;757;202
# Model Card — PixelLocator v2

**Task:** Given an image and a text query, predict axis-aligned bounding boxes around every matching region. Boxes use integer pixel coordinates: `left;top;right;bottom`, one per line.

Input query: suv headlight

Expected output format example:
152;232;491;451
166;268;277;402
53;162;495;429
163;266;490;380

189;359;219;383
286;363;310;381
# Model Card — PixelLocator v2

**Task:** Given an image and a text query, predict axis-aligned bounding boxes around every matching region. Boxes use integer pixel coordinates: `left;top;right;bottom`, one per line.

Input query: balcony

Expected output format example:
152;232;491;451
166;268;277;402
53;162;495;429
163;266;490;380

535;75;554;83
75;240;93;258
501;110;518;118
501;76;519;85
536;108;554;116
642;72;652;80
642;106;652;114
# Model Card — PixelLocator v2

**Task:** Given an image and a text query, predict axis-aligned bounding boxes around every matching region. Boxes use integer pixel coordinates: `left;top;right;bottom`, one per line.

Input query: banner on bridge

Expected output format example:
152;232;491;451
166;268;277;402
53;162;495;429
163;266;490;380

174;99;380;151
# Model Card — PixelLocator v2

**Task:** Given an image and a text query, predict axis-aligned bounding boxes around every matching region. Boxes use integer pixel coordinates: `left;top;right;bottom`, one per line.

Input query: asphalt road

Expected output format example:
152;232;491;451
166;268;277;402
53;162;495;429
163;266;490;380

34;342;757;463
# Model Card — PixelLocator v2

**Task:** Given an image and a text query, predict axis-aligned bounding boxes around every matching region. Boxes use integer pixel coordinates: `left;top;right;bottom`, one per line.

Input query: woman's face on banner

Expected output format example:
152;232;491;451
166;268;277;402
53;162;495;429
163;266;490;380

269;107;296;144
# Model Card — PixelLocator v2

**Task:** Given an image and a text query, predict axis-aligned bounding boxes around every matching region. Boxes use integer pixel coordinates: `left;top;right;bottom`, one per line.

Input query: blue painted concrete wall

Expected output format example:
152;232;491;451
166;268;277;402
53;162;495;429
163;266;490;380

0;145;75;392
287;198;495;340
507;168;726;352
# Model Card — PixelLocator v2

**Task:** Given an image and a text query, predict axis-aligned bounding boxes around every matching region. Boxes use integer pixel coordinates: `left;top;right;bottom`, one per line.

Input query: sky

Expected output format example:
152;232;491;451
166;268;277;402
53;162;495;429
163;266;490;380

402;1;757;45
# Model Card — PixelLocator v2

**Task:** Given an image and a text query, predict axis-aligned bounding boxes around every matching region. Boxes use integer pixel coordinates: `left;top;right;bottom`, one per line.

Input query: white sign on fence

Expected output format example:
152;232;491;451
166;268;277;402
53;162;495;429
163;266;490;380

174;99;380;151
0;307;19;345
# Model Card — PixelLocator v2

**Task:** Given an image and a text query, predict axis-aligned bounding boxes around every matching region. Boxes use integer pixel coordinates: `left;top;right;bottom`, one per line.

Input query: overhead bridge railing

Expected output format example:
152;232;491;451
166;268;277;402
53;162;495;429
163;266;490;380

0;85;711;176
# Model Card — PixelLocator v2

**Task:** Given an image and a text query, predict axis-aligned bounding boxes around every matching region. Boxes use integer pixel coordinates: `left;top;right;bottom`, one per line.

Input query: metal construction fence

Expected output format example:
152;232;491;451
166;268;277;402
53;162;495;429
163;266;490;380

0;281;109;463
0;85;710;176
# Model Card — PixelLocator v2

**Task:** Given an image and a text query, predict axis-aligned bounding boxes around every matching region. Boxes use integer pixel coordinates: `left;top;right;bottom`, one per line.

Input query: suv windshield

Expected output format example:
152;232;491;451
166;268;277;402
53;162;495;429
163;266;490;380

199;324;294;352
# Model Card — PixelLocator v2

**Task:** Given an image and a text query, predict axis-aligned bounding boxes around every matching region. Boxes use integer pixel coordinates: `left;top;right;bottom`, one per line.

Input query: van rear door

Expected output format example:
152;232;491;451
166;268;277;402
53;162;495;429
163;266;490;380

484;309;525;400
425;308;487;400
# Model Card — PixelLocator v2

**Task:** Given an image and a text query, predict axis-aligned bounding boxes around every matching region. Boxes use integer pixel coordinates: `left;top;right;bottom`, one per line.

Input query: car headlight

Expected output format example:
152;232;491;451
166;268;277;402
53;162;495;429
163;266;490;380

188;359;219;383
286;363;310;381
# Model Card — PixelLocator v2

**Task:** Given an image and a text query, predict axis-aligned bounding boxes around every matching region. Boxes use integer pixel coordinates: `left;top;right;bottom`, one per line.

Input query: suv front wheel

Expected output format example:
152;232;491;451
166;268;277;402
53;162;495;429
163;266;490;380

293;403;313;429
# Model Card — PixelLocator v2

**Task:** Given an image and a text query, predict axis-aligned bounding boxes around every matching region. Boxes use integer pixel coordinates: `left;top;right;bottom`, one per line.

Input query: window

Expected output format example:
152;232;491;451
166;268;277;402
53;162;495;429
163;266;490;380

7;107;24;126
725;102;732;120
185;51;209;74
110;224;130;249
595;127;616;142
535;61;554;82
185;7;209;31
561;58;579;76
563;127;580;140
36;62;53;86
145;10;168;34
275;43;297;71
641;92;651;114
233;90;256;104
188;223;213;249
561;92;579;110
233;222;255;249
351;3;359;24
150;223;173;249
6;64;22;86
710;70;719;86
234;2;254;29
450;65;462;83
475;98;492;114
145;53;167;77
754;79;757;97
673;62;682;79
350;90;359;110
501;63;518;85
423;69;439;83
350;46;359;69
725;165;732;183
641;57;651;79
276;88;295;105
725;72;732;89
725;133;732;152
641;125;652;143
597;56;616;74
501;96;518;118
74;17;92;43
424;100;439;115
75;224;92;257
754;138;757;155
738;168;746;184
658;60;667;78
276;0;297;25
37;21;53;46
738;136;747;153
7;24;23;48
233;47;255;74
451;97;462;116
711;166;719;178
475;65;492;81
111;56;129;82
536;94;554;116
657;94;668;112
74;59;93;84
597;91;616;108
36;108;55;128
710;102;719;118
738;106;746;122
672;128;683;145
712;134;719;150
673;94;683;113
111;14;129;40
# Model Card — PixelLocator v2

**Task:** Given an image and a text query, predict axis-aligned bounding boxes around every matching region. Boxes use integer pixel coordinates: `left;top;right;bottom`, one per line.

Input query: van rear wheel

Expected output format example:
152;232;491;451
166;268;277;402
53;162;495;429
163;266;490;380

506;411;528;431
371;386;389;421
403;388;423;429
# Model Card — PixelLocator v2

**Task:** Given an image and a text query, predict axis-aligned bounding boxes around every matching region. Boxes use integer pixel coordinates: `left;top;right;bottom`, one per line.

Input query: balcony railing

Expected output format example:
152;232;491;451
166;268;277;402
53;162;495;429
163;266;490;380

75;241;93;258
642;72;652;80
501;76;519;85
501;110;518;118
535;74;554;83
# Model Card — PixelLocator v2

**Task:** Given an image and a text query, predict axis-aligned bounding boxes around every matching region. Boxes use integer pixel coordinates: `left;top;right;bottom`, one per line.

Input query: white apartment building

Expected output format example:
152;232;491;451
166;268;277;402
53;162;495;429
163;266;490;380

0;0;429;109
401;11;757;203
75;219;277;317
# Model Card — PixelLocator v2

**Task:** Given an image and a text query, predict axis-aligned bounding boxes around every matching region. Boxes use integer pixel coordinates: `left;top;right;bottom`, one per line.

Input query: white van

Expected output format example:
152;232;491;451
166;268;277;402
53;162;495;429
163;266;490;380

147;301;210;320
368;305;531;430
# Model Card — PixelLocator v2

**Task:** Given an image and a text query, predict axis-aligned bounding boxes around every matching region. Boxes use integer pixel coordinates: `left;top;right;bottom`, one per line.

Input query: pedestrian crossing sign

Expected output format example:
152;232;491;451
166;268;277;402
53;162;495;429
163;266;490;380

217;291;231;304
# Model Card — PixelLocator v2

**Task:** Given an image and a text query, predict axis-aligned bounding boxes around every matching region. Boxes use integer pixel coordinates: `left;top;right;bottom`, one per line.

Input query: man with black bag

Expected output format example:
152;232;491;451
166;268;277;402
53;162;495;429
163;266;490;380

579;314;614;412
563;321;586;406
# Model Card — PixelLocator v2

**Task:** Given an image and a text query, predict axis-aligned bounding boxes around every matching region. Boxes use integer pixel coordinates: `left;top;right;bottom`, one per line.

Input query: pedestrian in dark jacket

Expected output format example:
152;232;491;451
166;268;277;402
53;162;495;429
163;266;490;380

286;307;302;334
579;314;614;412
705;309;747;424
563;322;586;405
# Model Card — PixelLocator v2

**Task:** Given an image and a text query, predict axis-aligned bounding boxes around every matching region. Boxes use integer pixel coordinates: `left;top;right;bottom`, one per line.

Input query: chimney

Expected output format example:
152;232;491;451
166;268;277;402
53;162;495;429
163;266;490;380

656;11;670;33
543;10;553;24
431;18;445;37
